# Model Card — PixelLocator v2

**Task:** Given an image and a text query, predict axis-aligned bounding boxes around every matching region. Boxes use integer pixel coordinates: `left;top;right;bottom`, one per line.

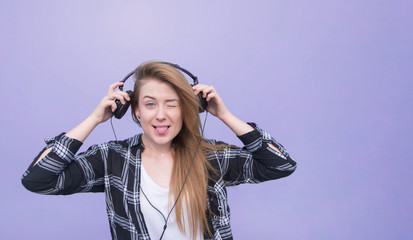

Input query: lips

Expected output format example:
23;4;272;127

153;125;170;135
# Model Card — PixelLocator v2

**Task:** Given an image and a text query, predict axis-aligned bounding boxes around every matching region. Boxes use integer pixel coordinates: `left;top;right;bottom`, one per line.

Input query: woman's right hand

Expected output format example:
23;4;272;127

90;82;131;124
59;82;131;144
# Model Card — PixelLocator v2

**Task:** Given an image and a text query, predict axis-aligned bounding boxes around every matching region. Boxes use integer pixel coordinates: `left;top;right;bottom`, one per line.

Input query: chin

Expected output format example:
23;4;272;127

153;136;175;145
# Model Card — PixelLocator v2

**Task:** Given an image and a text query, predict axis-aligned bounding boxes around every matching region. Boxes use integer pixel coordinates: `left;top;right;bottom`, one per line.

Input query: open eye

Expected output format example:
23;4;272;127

145;103;155;108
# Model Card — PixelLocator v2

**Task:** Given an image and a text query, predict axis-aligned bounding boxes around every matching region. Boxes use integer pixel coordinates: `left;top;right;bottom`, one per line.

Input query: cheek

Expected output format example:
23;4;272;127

175;110;183;124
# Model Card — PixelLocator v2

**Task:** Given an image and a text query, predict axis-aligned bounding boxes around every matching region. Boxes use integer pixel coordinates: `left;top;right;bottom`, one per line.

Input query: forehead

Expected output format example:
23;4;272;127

139;78;179;100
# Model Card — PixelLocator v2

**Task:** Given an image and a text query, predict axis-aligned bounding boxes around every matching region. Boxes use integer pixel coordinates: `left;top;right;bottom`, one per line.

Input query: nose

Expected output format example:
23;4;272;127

156;105;166;121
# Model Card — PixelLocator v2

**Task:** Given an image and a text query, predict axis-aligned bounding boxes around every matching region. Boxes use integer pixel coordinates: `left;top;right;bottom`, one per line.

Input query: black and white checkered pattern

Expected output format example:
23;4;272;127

22;123;297;240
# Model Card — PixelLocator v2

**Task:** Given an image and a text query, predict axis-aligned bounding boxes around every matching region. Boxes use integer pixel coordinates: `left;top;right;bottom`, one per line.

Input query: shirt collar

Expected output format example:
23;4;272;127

128;133;145;150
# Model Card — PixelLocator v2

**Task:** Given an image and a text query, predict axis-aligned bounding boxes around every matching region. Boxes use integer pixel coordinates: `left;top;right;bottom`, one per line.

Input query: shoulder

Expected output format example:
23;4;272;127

203;138;241;159
105;133;143;150
204;138;219;146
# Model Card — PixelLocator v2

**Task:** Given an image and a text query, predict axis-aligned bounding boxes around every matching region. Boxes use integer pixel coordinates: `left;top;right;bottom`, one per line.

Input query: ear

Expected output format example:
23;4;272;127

134;106;140;118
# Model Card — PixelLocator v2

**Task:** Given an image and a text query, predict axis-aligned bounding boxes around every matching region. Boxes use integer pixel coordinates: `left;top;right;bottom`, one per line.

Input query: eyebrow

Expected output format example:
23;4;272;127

142;96;179;102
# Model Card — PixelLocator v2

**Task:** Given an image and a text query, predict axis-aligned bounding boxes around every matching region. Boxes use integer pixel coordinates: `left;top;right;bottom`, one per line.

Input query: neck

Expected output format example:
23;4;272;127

141;134;173;155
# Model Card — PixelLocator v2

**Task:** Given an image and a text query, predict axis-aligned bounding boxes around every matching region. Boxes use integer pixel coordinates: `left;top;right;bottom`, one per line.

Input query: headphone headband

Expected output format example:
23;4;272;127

119;62;198;91
159;62;199;85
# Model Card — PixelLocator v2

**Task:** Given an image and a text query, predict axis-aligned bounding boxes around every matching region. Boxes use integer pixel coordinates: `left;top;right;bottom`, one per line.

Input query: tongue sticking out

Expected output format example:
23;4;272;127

155;126;168;135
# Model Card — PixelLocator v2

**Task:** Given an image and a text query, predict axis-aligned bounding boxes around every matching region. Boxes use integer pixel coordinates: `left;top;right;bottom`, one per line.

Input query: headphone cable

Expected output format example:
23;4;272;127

110;116;118;141
159;111;208;239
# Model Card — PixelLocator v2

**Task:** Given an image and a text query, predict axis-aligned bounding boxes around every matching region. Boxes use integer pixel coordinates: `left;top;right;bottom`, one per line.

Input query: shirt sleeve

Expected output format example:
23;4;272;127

21;133;105;195
210;123;297;185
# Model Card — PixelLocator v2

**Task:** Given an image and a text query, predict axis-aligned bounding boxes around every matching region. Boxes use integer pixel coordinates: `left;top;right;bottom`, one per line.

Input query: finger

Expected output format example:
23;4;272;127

107;90;130;101
193;84;215;98
110;101;117;112
115;90;131;101
206;92;218;102
110;91;129;105
192;84;209;95
99;98;114;110
108;82;124;95
202;86;216;98
192;85;202;95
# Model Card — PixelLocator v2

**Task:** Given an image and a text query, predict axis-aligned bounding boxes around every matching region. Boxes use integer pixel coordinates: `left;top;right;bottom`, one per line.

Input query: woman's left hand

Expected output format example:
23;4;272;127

192;84;229;120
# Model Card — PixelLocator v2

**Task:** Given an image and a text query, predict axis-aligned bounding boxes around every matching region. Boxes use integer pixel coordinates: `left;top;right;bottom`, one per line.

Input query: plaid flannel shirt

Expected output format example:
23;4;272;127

22;123;297;240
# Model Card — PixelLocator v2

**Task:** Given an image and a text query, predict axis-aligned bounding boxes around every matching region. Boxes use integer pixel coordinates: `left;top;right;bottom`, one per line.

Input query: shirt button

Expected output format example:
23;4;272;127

218;206;223;211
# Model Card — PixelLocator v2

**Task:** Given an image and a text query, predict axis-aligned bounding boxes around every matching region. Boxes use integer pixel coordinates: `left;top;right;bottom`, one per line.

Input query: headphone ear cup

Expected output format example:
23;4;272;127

197;92;208;113
114;90;134;119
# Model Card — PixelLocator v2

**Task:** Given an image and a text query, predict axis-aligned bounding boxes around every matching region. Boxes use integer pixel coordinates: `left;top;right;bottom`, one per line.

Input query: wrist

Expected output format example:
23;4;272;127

220;112;254;136
65;115;99;142
86;114;102;127
218;111;234;123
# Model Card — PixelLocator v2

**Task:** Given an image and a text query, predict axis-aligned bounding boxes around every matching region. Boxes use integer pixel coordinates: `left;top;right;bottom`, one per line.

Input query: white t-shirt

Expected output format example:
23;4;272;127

140;164;204;240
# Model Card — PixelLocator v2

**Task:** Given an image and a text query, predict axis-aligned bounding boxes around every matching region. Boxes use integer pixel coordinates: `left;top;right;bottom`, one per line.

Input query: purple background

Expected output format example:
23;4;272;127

2;1;412;239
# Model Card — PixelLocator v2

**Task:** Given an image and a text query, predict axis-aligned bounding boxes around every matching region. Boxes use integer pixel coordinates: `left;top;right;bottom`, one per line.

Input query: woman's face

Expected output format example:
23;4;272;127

134;78;183;148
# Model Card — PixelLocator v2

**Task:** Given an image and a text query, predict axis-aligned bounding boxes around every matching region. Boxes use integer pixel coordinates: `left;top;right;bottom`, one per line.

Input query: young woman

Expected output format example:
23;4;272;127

22;61;297;240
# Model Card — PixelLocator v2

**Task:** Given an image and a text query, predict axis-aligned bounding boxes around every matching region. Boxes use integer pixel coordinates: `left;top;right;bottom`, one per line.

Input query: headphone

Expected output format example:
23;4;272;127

113;62;208;119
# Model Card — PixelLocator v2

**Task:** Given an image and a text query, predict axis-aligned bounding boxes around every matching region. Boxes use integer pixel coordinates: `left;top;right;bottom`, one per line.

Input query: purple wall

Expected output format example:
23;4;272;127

2;1;412;239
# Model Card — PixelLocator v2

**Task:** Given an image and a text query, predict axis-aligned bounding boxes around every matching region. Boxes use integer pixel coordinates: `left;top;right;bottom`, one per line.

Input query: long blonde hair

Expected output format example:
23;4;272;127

130;61;216;238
